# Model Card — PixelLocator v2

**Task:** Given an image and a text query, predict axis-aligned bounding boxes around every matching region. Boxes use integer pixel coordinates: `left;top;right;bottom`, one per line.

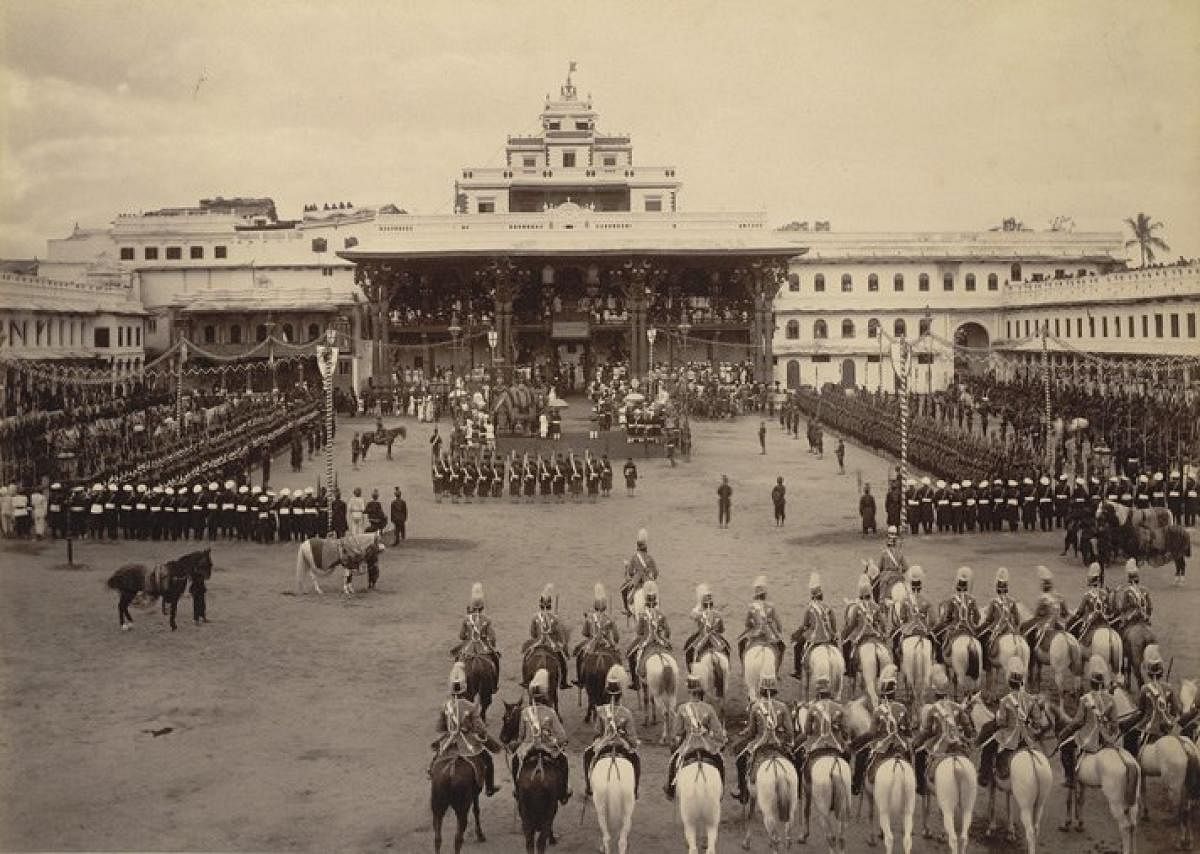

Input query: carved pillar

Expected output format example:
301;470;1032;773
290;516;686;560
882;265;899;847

480;258;528;385
744;260;786;384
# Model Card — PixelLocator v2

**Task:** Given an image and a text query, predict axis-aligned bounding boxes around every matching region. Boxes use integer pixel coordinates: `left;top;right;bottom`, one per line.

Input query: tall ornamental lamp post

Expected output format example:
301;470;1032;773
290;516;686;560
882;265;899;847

486;327;498;399
646;326;657;395
1041;320;1053;471
890;334;914;535
316;317;350;508
448;312;462;381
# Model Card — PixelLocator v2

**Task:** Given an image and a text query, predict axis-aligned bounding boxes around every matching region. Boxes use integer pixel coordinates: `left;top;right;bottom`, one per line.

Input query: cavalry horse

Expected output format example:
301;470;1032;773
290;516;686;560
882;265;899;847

107;548;213;631
866;755;917;854
803;643;846;702
458;642;499;723
293;531;386;596
1028;626;1082;699
743;749;799;853
522;646;563;715
1096;499;1191;577
851;637;893;709
742;641;780;710
985;632;1031;700
1120;619;1156;690
1058;735;1140;854
692;644;729;718
578;644;621;725
917;693;979;854
794;706;853;853
944;630;983;700
589;748;637;854
430;753;486;854
972;695;1054;853
677;753;722;854
500;699;565;854
638;643;678;744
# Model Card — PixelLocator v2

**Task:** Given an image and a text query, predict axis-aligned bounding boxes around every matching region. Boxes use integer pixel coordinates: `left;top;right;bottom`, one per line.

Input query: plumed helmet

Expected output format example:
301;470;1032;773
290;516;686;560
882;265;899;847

995;567;1010;586
809;572;822;592
907;565;924;584
695;582;712;604
931;665;950;694
1143;644;1164;677
686;668;703;692
636;528;648;545
193;484;203;494
886;525;898;535
857;574;873;596
758;659;778;694
529;668;551;697
539;583;554;604
1087;655;1109;687
753;574;768;592
449;661;467;695
1037;565;1053;584
1125;558;1139;575
594;582;607;609
643;580;659;600
1087;562;1102;581
1007;657;1026;684
470;582;485;610
879;664;899;688
955;566;972;586
605;665;627;694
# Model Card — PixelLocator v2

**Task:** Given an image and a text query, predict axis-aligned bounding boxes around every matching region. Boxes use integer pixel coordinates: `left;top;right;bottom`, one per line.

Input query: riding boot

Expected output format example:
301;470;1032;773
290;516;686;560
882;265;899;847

557;756;572;804
733;755;750;803
792;642;804;680
663;753;678;800
1060;742;1077;790
914;749;928;796
583;748;595;796
632;753;641;799
852;748;867;796
483;752;500;796
977;742;995;787
559;654;570;689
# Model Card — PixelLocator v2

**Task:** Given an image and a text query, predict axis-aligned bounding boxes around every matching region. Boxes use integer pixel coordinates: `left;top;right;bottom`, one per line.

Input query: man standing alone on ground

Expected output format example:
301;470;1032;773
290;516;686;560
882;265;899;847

835;439;845;474
718;475;733;529
391;487;407;541
758;421;767;455
771;477;786;527
860;483;877;536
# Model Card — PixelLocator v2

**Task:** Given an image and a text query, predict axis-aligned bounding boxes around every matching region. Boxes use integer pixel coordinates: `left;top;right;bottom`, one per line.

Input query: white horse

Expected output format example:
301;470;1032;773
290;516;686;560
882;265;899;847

986;748;1053;853
947;634;983;699
743;754;799;852
899;635;933;709
1032;630;1082;698
590;755;636;854
1086;627;1124;689
922;754;977;854
678;758;722;854
642;651;678;744
805;643;846;700
868;757;917;854
987;633;1030;698
693;649;729;717
743;643;779;706
854;639;892;708
293;532;385;596
802;753;852;852
1122;693;1200;853
1063;746;1139;854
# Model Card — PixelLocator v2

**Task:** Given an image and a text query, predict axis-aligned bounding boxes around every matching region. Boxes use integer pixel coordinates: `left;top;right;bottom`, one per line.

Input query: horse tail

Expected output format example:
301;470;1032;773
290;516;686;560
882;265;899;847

660;656;676;699
295;541;309;588
967;639;981;681
713;654;725;699
1185;746;1200;800
1067;634;1083;675
831;761;850;820
887;759;905;815
773;761;793;824
1121;752;1141;808
953;757;973;814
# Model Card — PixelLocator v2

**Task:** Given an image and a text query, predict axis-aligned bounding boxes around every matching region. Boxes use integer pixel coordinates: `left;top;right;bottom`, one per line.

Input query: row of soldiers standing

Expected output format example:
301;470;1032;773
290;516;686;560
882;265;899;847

432;450;632;502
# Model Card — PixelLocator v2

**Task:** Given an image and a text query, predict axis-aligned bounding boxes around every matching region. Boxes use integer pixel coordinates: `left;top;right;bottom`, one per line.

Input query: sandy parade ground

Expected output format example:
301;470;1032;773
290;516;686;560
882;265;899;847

1;405;1196;853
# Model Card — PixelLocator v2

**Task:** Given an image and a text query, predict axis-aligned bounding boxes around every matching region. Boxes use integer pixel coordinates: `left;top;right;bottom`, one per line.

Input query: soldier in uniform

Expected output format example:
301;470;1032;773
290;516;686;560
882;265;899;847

537;453;553;502
1053;473;1071;529
843;574;888;681
977;655;1046;786
1022;566;1069;659
906;479;921;536
176;485;192;540
1067;563;1112;644
933;479;949;533
302;487;320;538
1112;559;1152;634
88;484;106;540
683;583;730;669
1122;645;1185;758
876;526;908;600
46;482;64;540
254;488;273;543
189;484;206;541
731;663;794;804
1020;477;1037;531
933;566;980;665
990;479;1008;533
451;583;501;676
160;486;175;540
947;481;963;534
507;451;521;502
1002;478;1020;533
1133;475;1151;510
1058;656;1121;792
522;584;571;690
68;486;89;539
1184;468;1199;527
893;566;932;663
977;567;1021;663
798;667;849;787
739;574;785;665
431;454;446;503
205;482;220;540
219;479;237;538
851;665;912;795
975;477;992;533
626;580;671;691
573;583;619;682
316;487;329;538
427;661;502;797
275;488;292;541
508;669;572;804
104;484;120;540
1035;475;1054;532
1149;472;1167;509
620;528;657;616
791;572;837;680
960;479;977;533
913;665;974;796
522;453;537;502
582;664;641;798
1166;470;1185;522
663;669;726;800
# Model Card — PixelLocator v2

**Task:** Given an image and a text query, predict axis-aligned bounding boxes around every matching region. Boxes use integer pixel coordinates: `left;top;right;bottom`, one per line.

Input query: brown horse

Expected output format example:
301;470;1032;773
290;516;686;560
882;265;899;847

578;645;621;724
430;755;484;854
106;549;213;631
500;701;565;854
522;647;562;714
460;649;499;723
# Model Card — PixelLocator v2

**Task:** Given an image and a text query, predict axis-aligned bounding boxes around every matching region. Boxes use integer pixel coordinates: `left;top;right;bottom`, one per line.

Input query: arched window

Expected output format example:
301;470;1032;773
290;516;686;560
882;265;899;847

308;323;321;341
203;325;216;344
282;323;294;342
1011;263;1022;282
840;273;853;292
893;318;907;338
786;359;800;389
814;274;826;292
867;318;880;338
868;273;879;292
229;324;242;344
785;319;800;339
256;324;268;342
987;273;999;291
813;319;828;339
919;317;931;336
894;273;905;291
841;319;855;338
965;273;976;291
787;273;800;292
918;273;930;291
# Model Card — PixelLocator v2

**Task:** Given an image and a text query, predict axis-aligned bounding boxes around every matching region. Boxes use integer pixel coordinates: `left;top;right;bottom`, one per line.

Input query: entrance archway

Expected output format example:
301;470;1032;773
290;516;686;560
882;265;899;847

840;358;856;388
953;322;990;376
786;359;800;389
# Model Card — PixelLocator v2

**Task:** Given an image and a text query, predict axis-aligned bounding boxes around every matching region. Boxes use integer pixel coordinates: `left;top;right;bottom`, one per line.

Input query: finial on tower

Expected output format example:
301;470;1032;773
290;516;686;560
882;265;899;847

561;60;578;99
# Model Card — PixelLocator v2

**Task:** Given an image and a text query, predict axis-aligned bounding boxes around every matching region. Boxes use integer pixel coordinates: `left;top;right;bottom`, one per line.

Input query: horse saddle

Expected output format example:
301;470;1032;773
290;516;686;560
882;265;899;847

925;747;969;787
679;748;725;780
867;743;912;786
431;749;486;790
750;744;791;779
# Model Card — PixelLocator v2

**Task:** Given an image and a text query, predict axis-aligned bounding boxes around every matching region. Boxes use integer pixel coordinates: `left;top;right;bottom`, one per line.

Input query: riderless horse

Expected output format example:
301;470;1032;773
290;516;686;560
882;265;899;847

107;548;212;631
293;531;387;596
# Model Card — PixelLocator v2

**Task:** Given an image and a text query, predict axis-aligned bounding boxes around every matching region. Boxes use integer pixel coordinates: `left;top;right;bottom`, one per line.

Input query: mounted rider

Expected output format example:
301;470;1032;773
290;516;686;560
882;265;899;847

663;670;727;800
791;572;837;680
892;566;932;662
521;584;571;690
1021;566;1069;656
428;661;502;796
1122;645;1186;757
582;665;641;799
933;566;980;664
450;582;500;676
1112;559;1152;632
875;526;909;601
731;662;795;804
842;573;889;680
797;665;849;783
509;668;572;804
978;656;1044;787
1066;563;1113;644
851;664;912;796
977;567;1022;660
684;583;730;669
620;528;658;615
573;583;620;682
1058;655;1121;791
913;665;974;796
737;574;785;664
625;580;671;691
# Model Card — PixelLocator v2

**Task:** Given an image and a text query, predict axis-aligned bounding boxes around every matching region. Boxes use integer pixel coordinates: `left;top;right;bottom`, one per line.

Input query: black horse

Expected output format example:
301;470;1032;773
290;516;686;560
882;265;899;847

430;754;485;854
578;645;621;724
106;548;213;631
500;700;564;854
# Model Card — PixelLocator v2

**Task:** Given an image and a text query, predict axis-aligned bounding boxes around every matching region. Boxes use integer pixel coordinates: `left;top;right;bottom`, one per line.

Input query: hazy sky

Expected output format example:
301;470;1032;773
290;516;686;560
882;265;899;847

2;1;1198;260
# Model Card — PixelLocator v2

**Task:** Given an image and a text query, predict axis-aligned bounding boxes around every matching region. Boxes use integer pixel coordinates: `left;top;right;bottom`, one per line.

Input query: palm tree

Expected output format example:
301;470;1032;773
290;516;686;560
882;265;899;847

1124;213;1169;267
